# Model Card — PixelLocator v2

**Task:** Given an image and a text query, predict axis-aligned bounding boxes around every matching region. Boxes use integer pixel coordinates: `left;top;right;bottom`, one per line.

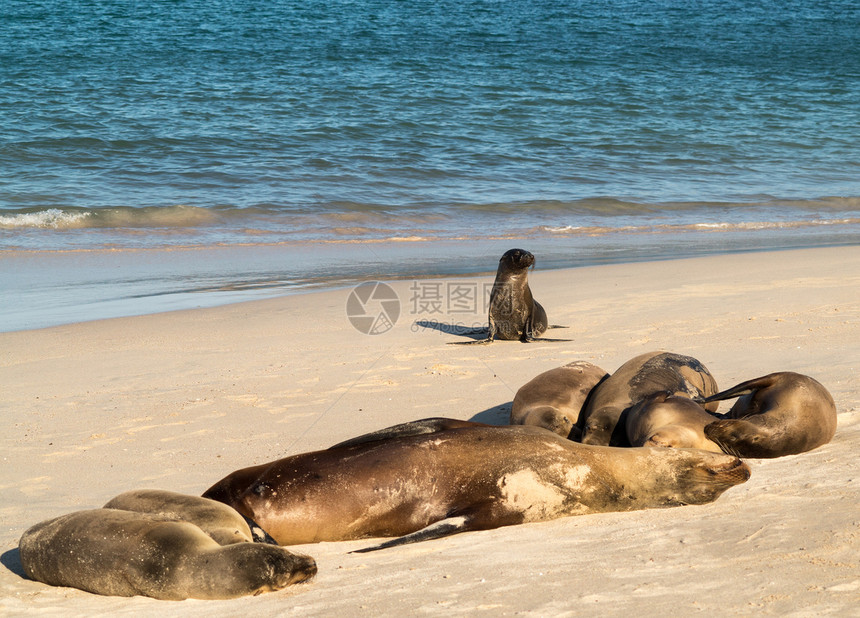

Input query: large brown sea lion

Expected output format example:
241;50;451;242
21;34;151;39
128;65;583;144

579;351;720;447
697;372;837;458
626;392;723;452
203;424;749;552
18;490;317;600
510;360;609;439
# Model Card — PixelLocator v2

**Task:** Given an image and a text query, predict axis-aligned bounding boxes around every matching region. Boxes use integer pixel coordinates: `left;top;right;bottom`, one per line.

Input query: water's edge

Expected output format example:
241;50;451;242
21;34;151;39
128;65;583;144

3;232;857;333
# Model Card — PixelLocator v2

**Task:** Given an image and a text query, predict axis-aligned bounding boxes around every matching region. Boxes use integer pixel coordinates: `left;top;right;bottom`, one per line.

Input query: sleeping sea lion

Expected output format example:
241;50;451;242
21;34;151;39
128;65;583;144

18;490;316;600
626;392;723;452
697;372;837;458
511;360;609;439
203;424;749;552
579;351;720;447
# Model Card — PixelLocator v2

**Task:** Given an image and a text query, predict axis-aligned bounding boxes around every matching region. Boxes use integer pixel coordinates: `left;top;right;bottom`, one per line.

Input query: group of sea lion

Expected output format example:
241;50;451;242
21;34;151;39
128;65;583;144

17;250;838;602
510;351;837;460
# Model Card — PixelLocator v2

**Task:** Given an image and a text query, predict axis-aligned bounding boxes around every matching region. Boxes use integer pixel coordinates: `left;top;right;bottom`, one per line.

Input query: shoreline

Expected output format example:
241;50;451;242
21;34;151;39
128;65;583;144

2;244;859;615
3;230;859;333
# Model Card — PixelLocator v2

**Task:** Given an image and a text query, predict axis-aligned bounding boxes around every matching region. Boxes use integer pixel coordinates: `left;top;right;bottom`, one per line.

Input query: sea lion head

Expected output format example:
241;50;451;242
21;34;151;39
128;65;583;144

643;448;751;506
227;543;318;594
521;405;575;437
499;248;535;272
644;426;703;450
580;407;628;446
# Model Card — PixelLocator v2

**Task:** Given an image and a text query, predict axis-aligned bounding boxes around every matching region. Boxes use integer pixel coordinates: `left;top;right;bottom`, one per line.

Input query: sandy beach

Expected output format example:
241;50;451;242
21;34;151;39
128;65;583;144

2;245;859;616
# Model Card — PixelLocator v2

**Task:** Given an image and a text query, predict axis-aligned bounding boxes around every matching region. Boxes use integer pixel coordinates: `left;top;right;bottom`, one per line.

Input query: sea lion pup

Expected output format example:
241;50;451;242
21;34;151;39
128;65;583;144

203;425;750;552
104;488;278;545
19;491;317;600
511;360;609;439
579;351;720;447
696;372;837;458
453;248;567;344
626;392;723;452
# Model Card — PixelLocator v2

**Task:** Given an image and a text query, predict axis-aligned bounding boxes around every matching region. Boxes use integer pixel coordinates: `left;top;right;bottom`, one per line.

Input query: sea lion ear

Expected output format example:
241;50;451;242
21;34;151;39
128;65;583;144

646;433;671;448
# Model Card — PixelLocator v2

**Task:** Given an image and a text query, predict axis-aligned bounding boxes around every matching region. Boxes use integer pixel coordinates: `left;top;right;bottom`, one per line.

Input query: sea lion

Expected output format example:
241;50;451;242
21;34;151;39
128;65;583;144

454;248;564;344
510;360;609;439
579;351;720;447
626;392;723;452
18;491;317;600
104;488;279;544
697;372;837;458
203;424;750;552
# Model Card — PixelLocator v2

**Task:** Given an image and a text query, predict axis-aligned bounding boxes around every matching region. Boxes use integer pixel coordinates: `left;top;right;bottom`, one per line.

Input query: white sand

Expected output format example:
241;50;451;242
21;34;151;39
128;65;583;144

2;245;859;616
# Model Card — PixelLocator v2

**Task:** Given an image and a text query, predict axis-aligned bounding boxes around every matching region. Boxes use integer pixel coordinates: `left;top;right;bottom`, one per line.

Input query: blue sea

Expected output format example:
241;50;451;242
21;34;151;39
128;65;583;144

2;0;859;331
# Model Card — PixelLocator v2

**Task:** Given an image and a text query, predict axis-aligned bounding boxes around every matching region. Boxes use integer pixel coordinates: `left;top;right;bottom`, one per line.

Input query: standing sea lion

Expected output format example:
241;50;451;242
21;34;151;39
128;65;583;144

510;360;609;439
579;351;720;447
18;490;317;600
203;424;749;552
697;372;837;458
626;392;723;452
454;248;564;344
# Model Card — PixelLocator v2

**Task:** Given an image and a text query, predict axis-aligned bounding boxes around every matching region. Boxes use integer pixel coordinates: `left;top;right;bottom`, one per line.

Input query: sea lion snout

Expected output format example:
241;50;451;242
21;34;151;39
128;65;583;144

712;457;751;481
282;552;318;586
690;456;750;488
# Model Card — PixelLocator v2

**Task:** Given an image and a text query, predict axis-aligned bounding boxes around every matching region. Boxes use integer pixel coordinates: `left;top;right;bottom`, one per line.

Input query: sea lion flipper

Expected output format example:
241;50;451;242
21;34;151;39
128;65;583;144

695;375;775;404
330;418;485;449
241;515;279;545
350;516;469;553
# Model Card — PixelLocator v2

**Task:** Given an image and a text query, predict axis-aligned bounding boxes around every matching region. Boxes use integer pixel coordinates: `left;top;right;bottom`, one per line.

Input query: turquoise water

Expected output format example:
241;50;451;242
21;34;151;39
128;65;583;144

1;0;859;329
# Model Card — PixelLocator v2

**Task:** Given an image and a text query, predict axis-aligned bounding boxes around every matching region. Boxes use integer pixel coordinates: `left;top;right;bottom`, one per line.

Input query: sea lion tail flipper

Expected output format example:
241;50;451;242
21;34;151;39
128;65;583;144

694;375;775;404
350;517;469;553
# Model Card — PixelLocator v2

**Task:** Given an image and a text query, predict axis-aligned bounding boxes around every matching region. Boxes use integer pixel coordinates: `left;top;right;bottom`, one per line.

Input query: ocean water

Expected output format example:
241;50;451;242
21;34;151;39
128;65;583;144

1;0;859;330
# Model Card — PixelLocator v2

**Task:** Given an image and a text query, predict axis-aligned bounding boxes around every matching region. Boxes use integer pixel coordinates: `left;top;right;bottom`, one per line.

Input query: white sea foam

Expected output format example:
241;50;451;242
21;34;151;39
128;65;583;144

0;209;92;229
538;217;860;237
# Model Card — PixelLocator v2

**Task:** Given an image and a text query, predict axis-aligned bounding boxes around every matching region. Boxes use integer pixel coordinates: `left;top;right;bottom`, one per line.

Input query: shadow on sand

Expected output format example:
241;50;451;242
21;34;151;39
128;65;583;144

1;548;25;579
468;402;511;425
411;319;487;342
